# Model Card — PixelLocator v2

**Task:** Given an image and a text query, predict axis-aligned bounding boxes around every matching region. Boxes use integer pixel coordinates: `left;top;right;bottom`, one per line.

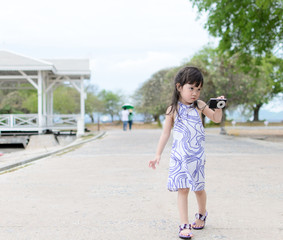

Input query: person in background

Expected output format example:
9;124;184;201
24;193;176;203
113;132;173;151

121;107;129;131
128;110;133;130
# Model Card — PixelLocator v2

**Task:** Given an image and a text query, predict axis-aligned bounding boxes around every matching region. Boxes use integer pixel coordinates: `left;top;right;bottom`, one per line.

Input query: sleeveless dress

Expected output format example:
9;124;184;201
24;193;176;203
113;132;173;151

167;101;206;192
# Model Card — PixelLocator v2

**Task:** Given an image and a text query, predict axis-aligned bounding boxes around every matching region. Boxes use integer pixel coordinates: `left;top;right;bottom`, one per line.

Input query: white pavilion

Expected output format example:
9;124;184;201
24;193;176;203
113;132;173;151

0;50;91;135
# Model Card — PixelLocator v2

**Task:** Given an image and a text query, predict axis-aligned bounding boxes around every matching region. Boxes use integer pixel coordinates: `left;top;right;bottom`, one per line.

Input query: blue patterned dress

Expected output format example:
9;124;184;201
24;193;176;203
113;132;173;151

167;101;206;192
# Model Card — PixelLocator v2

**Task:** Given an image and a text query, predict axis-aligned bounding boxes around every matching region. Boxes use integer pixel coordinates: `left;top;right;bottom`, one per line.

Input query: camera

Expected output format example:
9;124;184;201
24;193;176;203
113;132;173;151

208;98;227;109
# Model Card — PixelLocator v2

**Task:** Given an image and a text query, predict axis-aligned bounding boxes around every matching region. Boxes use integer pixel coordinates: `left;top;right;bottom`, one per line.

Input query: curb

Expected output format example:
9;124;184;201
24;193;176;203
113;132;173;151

0;131;106;173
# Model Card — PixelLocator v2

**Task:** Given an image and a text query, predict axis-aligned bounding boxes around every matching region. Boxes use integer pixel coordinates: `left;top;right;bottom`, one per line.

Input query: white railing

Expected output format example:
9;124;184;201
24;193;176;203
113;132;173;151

46;114;79;127
0;114;38;127
0;115;10;127
14;114;38;127
0;114;79;130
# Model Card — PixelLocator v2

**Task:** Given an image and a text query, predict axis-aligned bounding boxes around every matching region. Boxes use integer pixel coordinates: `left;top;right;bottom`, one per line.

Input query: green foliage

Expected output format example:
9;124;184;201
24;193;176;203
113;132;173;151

205;120;220;127
242;54;283;120
133;45;282;123
187;0;283;120
53;85;80;114
185;46;250;107
98;90;124;122
186;46;218;101
190;0;283;65
133;68;173;125
0;88;38;114
0;91;28;114
0;83;124;122
85;84;105;122
22;91;38;113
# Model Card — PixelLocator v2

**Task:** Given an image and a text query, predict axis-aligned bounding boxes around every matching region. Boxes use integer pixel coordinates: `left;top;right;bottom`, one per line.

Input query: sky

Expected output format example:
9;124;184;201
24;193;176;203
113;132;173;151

1;0;282;117
0;0;214;96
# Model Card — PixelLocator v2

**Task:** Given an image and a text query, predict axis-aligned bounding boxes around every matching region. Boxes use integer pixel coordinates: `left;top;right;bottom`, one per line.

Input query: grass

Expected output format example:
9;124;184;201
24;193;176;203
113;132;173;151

80;133;97;140
85;122;161;131
55;145;82;157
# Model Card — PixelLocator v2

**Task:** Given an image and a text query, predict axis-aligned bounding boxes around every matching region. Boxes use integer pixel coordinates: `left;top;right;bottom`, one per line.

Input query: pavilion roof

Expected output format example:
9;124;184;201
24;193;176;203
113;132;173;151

44;59;91;78
0;50;91;79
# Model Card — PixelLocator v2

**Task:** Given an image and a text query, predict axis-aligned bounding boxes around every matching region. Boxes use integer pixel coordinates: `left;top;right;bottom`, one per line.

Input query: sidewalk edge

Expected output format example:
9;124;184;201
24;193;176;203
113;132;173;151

0;131;106;173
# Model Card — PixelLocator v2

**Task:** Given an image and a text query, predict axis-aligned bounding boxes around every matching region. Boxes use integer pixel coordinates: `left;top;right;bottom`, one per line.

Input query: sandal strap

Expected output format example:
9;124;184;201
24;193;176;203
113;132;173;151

195;211;208;221
179;223;192;231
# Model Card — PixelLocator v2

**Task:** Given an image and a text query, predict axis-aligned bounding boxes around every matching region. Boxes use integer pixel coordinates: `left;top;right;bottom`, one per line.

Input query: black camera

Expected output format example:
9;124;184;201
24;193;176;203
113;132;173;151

208;98;227;109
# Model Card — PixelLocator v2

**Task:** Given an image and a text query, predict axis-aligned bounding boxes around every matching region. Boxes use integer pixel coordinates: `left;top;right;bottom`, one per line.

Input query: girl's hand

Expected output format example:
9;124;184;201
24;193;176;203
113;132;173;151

217;95;225;99
148;156;161;170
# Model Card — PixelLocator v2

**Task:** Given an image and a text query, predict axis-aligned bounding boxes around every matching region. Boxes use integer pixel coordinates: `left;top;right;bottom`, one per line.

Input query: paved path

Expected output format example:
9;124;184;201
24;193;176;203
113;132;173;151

0;129;282;240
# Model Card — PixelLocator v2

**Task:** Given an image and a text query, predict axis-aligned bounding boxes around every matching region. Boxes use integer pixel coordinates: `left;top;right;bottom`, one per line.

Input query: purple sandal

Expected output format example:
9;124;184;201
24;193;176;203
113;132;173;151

192;211;208;230
179;224;193;239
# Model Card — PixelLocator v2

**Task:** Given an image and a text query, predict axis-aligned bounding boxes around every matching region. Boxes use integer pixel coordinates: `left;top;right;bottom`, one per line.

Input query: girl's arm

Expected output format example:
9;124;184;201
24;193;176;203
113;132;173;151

149;107;174;170
198;96;225;123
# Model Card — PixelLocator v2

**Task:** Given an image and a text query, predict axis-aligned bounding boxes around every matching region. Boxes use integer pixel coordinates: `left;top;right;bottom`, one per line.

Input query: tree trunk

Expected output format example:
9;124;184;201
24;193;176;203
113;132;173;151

153;114;161;127
220;109;227;135
90;114;95;123
97;115;100;131
253;103;263;121
201;114;206;128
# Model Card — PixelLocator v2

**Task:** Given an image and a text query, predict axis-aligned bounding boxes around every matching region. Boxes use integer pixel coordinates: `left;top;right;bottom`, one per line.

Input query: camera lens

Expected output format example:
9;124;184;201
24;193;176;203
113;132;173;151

217;100;226;109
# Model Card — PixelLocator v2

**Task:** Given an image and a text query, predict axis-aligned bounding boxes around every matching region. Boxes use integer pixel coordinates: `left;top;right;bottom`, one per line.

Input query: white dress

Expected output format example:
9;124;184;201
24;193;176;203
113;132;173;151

167;102;206;192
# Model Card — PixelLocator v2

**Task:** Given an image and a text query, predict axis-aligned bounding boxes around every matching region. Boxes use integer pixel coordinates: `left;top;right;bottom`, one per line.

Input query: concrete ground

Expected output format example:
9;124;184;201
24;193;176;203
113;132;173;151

0;128;282;240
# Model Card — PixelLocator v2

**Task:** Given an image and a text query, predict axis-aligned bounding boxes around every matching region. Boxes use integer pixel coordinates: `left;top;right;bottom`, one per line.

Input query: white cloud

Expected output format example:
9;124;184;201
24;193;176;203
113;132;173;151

114;51;179;70
262;93;283;113
0;0;213;93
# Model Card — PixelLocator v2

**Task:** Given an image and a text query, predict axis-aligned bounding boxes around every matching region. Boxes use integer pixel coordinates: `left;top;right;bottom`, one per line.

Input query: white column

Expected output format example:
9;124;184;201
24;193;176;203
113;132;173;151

80;77;85;120
77;76;85;136
46;79;53;126
46;88;50;126
42;72;46;126
50;89;54;125
37;71;43;133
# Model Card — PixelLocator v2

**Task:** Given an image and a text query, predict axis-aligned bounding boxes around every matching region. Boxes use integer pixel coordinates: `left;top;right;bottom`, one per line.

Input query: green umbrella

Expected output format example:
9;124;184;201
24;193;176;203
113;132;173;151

122;103;134;109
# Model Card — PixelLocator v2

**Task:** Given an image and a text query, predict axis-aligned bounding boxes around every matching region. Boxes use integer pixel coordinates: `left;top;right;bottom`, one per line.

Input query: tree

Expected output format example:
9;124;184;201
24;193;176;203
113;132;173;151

186;46;219;125
53;85;80;114
190;0;283;64
22;91;38;113
186;46;218;101
0;88;38;114
85;84;105;124
133;68;173;126
187;46;254;107
188;45;283;123
98;90;124;122
190;0;283;120
0;91;27;114
186;47;249;131
244;55;283;121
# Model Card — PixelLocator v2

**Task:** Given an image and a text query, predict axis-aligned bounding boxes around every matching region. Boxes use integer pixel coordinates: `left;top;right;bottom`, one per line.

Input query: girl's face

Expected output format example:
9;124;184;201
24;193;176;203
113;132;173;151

177;83;201;105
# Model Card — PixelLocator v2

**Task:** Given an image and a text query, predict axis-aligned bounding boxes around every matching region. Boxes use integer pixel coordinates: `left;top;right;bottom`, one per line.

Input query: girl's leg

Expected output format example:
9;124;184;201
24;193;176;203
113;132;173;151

193;190;207;227
178;188;192;236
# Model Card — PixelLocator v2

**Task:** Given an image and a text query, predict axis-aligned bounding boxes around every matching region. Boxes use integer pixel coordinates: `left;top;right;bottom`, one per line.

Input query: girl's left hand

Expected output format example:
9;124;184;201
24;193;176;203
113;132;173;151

148;156;160;170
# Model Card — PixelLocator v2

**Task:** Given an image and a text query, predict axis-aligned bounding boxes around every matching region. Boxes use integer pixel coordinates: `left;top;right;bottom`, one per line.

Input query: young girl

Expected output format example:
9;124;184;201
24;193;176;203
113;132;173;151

148;66;224;239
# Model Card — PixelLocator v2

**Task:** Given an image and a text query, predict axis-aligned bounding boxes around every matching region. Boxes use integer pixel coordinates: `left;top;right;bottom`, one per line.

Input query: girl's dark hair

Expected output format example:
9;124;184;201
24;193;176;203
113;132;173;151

168;66;203;115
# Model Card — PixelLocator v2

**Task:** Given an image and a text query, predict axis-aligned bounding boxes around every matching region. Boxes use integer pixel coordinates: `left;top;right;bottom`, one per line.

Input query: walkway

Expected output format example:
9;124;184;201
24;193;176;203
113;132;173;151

0;129;282;240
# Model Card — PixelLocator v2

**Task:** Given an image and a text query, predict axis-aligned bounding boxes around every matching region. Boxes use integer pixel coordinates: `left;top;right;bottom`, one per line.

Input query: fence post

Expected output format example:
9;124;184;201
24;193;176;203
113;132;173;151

77;117;84;137
10;115;14;127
